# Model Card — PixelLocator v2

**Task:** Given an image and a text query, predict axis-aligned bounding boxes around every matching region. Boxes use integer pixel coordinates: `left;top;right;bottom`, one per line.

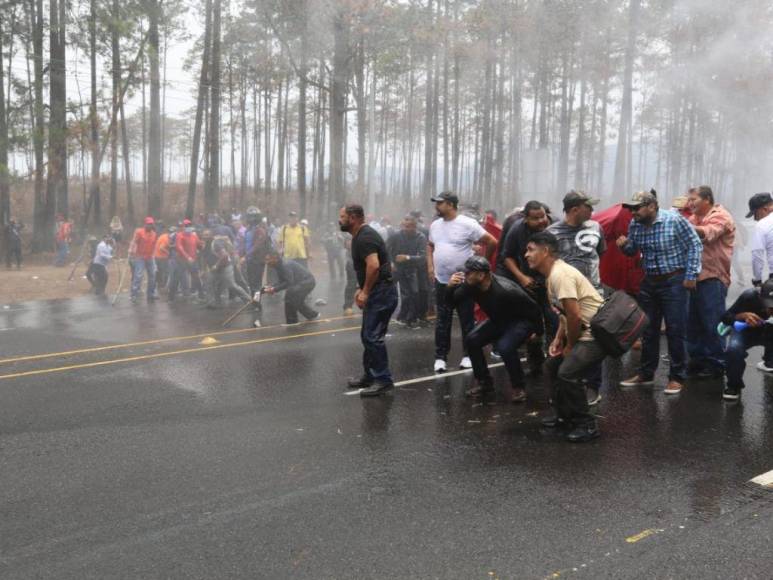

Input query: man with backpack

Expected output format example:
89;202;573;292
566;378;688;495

526;231;606;443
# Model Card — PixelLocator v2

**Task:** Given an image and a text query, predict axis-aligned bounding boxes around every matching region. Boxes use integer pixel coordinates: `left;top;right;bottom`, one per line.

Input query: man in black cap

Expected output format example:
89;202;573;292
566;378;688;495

722;279;773;400
428;191;497;373
446;255;541;403
749;193;773;289
387;215;427;328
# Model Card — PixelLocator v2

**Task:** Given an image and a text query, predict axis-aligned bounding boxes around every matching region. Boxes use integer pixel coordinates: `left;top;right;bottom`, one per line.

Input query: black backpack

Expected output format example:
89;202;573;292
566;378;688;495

590;291;649;357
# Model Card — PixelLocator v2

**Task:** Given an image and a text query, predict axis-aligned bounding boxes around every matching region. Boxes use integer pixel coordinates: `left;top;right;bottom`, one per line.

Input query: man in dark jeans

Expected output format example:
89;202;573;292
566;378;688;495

721;280;773;400
446;256;541;403
264;251;319;324
339;204;398;397
428;191;497;373
387;215;427;327
617;191;703;395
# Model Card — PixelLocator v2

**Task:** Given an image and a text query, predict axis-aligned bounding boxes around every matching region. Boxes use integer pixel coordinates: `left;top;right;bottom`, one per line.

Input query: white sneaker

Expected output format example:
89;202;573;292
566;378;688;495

434;359;447;373
757;361;773;373
459;356;472;369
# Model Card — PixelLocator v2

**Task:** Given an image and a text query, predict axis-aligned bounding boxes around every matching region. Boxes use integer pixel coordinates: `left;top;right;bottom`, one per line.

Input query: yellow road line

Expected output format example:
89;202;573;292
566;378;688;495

0;314;359;365
625;528;661;543
0;325;362;381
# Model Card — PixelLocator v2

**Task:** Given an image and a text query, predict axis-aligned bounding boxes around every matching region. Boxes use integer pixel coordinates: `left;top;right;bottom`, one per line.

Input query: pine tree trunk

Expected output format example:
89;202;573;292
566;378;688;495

148;0;163;216
186;0;211;216
329;7;350;207
297;18;308;217
29;0;47;250
88;0;101;226
205;0;221;211
0;19;9;229
48;0;68;220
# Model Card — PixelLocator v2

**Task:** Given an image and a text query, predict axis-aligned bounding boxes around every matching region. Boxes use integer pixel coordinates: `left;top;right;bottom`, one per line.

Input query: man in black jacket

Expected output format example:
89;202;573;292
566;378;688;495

387;215;427;327
447;255;542;403
722;279;773;401
264;251;319;325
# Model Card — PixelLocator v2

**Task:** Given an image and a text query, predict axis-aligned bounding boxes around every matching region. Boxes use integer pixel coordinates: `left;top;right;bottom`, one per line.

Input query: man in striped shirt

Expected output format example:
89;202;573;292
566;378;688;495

616;191;703;395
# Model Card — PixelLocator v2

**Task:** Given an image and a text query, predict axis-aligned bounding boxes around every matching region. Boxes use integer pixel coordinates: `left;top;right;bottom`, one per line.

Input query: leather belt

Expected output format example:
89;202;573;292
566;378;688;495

646;268;684;282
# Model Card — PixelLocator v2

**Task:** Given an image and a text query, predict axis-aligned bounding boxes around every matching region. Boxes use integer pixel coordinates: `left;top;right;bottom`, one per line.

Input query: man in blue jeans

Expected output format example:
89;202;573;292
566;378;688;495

616;191;703;394
686;186;735;377
446;256;541;403
339;204;398;397
722;279;773;400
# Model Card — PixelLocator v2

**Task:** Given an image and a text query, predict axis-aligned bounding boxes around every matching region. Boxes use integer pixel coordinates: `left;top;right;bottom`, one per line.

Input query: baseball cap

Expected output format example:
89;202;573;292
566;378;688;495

464;255;491;274
746;193;773;218
144;216;155;225
430;191;459;205
563;190;599;211
761;279;773;308
288;211;298;217
622;191;657;209
182;218;192;226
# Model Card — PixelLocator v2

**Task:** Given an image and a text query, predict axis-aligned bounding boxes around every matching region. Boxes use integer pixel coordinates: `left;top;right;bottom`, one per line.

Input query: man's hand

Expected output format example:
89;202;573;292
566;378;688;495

264;286;275;295
355;289;368;309
518;273;536;291
548;337;564;358
395;254;409;264
616;235;628;248
737;312;764;326
427;267;435;282
448;272;465;287
683;279;696;290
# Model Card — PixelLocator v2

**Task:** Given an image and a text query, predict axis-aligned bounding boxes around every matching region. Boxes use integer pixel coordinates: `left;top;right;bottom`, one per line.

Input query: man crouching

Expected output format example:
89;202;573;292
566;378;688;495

526;231;605;443
446;255;542;403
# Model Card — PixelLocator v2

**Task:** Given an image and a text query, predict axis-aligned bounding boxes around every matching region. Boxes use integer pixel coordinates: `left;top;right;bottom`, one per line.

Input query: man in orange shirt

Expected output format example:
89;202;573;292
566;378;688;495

687;186;735;377
154;227;172;291
170;218;204;300
130;217;159;304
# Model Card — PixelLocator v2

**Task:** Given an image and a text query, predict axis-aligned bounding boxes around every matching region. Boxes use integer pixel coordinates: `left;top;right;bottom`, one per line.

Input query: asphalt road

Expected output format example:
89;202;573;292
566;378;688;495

1;276;773;579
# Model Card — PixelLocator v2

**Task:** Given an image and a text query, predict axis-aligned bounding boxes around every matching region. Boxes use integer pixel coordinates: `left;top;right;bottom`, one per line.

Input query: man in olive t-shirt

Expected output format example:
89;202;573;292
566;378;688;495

526;230;606;443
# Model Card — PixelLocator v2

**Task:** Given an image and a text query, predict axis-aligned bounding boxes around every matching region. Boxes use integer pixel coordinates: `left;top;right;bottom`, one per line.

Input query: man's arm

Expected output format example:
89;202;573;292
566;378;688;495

561;298;583;349
693;213;731;243
501;227;534;288
477;232;497;260
677;216;703;281
426;242;435;281
751;222;766;283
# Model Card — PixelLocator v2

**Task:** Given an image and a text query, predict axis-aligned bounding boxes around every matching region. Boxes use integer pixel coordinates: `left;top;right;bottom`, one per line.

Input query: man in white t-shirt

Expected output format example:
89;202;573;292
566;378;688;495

428;191;497;372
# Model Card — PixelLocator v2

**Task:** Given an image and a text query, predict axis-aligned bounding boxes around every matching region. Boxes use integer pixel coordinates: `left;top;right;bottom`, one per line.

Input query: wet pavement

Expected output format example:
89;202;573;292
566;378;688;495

2;276;773;579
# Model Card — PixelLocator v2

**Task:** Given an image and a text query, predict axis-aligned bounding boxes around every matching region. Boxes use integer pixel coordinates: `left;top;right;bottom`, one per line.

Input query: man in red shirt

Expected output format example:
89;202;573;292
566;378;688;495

130;217;159;303
54;214;72;267
170;218;204;300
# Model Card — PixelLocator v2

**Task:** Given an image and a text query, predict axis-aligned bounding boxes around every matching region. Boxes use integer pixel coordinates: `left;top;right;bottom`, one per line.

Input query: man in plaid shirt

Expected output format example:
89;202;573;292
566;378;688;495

615;191;703;395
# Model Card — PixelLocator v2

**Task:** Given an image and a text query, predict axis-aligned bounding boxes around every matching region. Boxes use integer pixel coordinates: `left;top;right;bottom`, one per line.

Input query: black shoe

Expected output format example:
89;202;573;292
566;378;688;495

465;380;494;398
360;382;394;397
566;424;600;443
540;413;565;429
347;376;373;389
722;386;741;401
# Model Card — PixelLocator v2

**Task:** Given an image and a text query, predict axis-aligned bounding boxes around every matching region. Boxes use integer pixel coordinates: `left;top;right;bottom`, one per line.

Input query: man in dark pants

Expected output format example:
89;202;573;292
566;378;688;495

526;231;606;443
721;280;773;400
446;256;541;403
264;251;319;325
339;204;398;397
4;219;23;269
387;215;427;327
428;191;497;373
242;206;270;295
617;191;703;395
497;200;557;372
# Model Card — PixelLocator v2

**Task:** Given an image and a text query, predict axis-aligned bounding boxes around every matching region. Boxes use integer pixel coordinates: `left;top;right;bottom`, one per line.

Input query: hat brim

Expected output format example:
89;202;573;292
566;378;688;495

746;210;755;218
622;203;643;210
430;196;445;202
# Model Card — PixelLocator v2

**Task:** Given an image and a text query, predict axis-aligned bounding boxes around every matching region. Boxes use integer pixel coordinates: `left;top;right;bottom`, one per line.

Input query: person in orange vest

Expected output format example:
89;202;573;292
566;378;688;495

129;217;158;304
154;227;172;291
54;214;72;266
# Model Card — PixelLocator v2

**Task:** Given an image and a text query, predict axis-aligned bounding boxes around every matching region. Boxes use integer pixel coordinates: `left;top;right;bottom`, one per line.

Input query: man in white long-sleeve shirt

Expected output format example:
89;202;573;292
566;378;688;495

87;235;114;295
749;193;773;287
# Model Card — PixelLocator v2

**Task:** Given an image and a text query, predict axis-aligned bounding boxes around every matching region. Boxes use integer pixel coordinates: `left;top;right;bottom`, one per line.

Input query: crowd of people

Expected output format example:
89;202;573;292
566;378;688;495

6;185;773;444
338;186;773;443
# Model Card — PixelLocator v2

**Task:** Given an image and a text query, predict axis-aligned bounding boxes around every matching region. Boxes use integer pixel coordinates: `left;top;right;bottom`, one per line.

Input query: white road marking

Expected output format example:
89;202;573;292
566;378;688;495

343;362;507;395
749;469;773;488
